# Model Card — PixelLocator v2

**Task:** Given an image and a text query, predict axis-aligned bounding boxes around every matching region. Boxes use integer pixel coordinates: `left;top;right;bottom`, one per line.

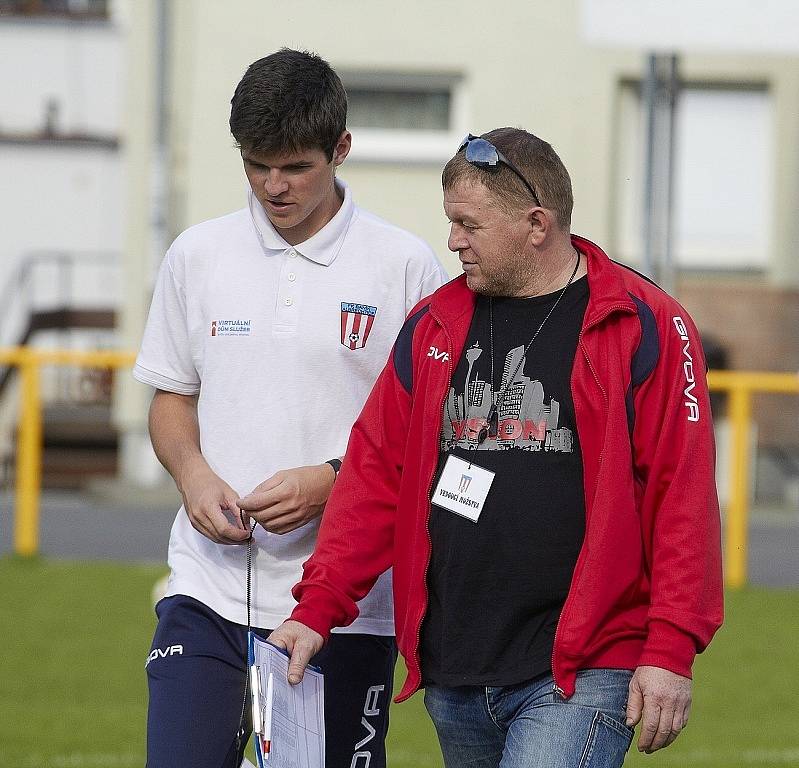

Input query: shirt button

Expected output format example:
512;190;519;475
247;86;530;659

288;273;296;282
288;250;297;259
284;297;293;306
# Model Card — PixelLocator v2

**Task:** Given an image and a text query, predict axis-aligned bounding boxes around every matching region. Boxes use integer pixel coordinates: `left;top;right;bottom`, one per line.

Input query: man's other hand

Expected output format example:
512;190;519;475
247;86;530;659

237;463;336;534
180;460;250;545
626;665;692;753
268;620;325;684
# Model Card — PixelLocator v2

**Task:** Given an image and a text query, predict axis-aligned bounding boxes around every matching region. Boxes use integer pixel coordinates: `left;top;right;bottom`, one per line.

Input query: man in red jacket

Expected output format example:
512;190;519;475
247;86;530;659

270;128;723;767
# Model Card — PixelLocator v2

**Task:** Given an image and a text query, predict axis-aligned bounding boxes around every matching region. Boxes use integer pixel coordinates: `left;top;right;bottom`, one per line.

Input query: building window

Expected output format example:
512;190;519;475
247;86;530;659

0;0;108;20
348;87;450;131
340;72;465;163
614;82;774;270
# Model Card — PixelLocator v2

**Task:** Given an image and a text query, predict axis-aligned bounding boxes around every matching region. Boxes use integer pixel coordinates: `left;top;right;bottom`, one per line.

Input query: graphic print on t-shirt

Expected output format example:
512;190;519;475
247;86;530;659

440;342;574;453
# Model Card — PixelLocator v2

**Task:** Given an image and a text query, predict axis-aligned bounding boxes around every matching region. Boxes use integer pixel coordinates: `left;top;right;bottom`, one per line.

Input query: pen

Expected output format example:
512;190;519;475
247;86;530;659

250;665;262;735
263;671;274;759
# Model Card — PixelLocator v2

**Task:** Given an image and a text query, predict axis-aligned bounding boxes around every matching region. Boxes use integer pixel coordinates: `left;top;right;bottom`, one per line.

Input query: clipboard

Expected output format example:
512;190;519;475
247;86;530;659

248;633;325;767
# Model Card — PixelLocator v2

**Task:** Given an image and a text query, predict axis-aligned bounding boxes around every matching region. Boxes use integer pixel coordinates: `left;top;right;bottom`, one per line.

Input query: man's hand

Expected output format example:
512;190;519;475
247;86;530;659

268;620;325;684
148;390;249;545
237;463;336;534
626;665;692;753
179;459;250;545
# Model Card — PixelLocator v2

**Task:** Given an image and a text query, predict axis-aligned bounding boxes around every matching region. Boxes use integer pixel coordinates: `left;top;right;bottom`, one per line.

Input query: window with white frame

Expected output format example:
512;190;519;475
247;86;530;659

614;82;774;270
340;71;466;163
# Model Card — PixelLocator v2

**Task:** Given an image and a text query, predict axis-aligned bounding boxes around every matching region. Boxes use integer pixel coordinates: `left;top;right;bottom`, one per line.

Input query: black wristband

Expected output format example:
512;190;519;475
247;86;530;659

325;458;342;478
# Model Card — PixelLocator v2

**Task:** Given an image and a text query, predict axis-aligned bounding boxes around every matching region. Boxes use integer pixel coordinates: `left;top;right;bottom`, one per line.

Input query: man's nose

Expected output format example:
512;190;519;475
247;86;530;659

448;225;466;253
264;170;288;197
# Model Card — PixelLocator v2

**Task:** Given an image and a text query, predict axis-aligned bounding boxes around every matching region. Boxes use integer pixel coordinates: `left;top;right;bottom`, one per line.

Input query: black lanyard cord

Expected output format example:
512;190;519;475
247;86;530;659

232;515;257;764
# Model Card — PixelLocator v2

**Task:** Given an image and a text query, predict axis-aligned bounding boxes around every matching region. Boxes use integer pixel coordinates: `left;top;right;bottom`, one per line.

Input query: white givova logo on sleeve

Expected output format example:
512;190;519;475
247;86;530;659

673;316;700;422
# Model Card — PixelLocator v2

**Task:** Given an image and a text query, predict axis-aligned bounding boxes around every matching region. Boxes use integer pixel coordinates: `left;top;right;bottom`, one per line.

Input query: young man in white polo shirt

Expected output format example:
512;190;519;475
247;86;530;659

134;48;447;768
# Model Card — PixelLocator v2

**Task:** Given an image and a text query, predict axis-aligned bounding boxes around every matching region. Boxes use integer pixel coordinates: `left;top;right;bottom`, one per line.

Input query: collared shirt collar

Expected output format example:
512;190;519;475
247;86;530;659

247;179;354;266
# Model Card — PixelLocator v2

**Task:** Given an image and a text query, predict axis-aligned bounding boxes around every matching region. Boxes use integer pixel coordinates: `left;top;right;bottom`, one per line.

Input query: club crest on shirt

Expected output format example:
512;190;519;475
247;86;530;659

341;302;377;350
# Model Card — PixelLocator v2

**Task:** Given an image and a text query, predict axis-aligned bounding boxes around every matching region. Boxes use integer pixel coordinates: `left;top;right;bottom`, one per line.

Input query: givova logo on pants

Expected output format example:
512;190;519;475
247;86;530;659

350;684;385;767
145;644;184;668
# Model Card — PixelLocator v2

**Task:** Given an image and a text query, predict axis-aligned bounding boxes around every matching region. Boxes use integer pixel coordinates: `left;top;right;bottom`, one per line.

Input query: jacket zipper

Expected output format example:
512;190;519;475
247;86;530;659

411;308;455;696
551;303;629;697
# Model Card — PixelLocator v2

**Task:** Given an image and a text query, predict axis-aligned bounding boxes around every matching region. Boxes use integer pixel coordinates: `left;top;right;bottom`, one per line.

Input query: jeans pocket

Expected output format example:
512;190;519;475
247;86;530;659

578;711;634;768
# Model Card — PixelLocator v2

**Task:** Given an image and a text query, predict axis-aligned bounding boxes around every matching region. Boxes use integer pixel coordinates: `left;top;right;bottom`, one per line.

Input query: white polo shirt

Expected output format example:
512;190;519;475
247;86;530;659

134;180;448;632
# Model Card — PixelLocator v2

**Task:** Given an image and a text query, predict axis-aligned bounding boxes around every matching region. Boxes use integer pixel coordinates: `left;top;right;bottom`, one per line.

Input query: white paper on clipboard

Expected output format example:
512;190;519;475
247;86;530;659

252;636;325;768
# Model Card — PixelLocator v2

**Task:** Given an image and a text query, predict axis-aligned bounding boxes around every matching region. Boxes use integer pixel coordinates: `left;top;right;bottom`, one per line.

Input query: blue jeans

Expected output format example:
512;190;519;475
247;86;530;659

424;668;634;768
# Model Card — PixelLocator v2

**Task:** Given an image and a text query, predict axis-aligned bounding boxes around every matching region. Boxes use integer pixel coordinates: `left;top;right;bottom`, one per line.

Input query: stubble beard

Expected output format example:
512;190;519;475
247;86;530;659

469;253;540;298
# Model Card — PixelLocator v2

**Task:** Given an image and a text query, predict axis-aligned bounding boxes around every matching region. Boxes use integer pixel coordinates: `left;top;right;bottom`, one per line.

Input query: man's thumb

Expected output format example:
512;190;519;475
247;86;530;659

287;645;310;685
626;681;643;727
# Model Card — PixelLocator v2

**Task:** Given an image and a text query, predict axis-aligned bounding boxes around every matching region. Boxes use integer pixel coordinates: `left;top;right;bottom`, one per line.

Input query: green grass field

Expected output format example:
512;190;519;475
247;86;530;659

1;556;797;768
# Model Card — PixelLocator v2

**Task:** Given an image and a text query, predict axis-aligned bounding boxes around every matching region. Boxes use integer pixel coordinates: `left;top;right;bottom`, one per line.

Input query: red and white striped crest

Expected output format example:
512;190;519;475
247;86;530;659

340;302;377;350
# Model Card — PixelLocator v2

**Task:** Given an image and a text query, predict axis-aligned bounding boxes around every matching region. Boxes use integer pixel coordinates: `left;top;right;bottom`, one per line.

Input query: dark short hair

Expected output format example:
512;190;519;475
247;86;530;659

229;48;347;160
442;127;573;230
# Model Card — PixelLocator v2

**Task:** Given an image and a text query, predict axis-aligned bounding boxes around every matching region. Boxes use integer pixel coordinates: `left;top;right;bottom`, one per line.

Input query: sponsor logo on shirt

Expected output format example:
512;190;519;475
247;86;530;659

341;302;377;350
210;319;252;337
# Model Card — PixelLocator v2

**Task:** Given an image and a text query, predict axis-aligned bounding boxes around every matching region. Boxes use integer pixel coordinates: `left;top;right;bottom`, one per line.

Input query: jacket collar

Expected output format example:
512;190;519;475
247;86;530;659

247;179;354;266
430;234;636;326
429;274;475;325
572;235;637;326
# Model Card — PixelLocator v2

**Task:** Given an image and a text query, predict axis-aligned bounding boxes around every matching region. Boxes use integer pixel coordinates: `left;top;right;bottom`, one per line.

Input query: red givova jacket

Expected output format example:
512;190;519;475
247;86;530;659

291;235;724;702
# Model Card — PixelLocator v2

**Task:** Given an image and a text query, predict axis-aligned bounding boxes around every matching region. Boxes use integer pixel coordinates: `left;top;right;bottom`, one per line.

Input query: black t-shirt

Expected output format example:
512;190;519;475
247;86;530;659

421;276;589;687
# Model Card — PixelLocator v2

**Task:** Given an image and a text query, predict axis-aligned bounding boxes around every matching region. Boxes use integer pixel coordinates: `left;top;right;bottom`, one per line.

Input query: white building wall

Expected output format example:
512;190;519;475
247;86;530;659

0;15;125;335
0;10;127;469
4;2;794;487
0;147;122;302
0;19;122;134
165;0;638;278
113;0;799;487
160;0;799;285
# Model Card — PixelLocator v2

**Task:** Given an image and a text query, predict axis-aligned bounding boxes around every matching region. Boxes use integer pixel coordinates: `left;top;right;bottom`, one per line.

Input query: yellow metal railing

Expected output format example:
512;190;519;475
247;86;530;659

1;348;797;588
707;370;799;589
0;347;136;556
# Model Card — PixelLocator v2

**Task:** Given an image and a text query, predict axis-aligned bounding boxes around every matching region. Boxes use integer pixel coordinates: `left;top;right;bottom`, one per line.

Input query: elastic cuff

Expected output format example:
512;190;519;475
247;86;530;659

289;585;355;640
639;620;697;678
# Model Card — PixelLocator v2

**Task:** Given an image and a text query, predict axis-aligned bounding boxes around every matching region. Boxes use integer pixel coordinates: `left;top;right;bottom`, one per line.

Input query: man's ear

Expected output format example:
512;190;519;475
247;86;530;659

527;206;551;246
332;131;352;167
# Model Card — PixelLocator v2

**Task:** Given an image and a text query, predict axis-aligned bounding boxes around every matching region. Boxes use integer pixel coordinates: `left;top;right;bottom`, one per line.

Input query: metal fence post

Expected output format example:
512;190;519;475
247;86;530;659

14;347;43;557
725;383;751;589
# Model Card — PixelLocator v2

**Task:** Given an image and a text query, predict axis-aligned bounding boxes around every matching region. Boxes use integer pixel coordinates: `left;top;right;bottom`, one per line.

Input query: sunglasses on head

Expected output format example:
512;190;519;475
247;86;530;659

457;134;542;207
